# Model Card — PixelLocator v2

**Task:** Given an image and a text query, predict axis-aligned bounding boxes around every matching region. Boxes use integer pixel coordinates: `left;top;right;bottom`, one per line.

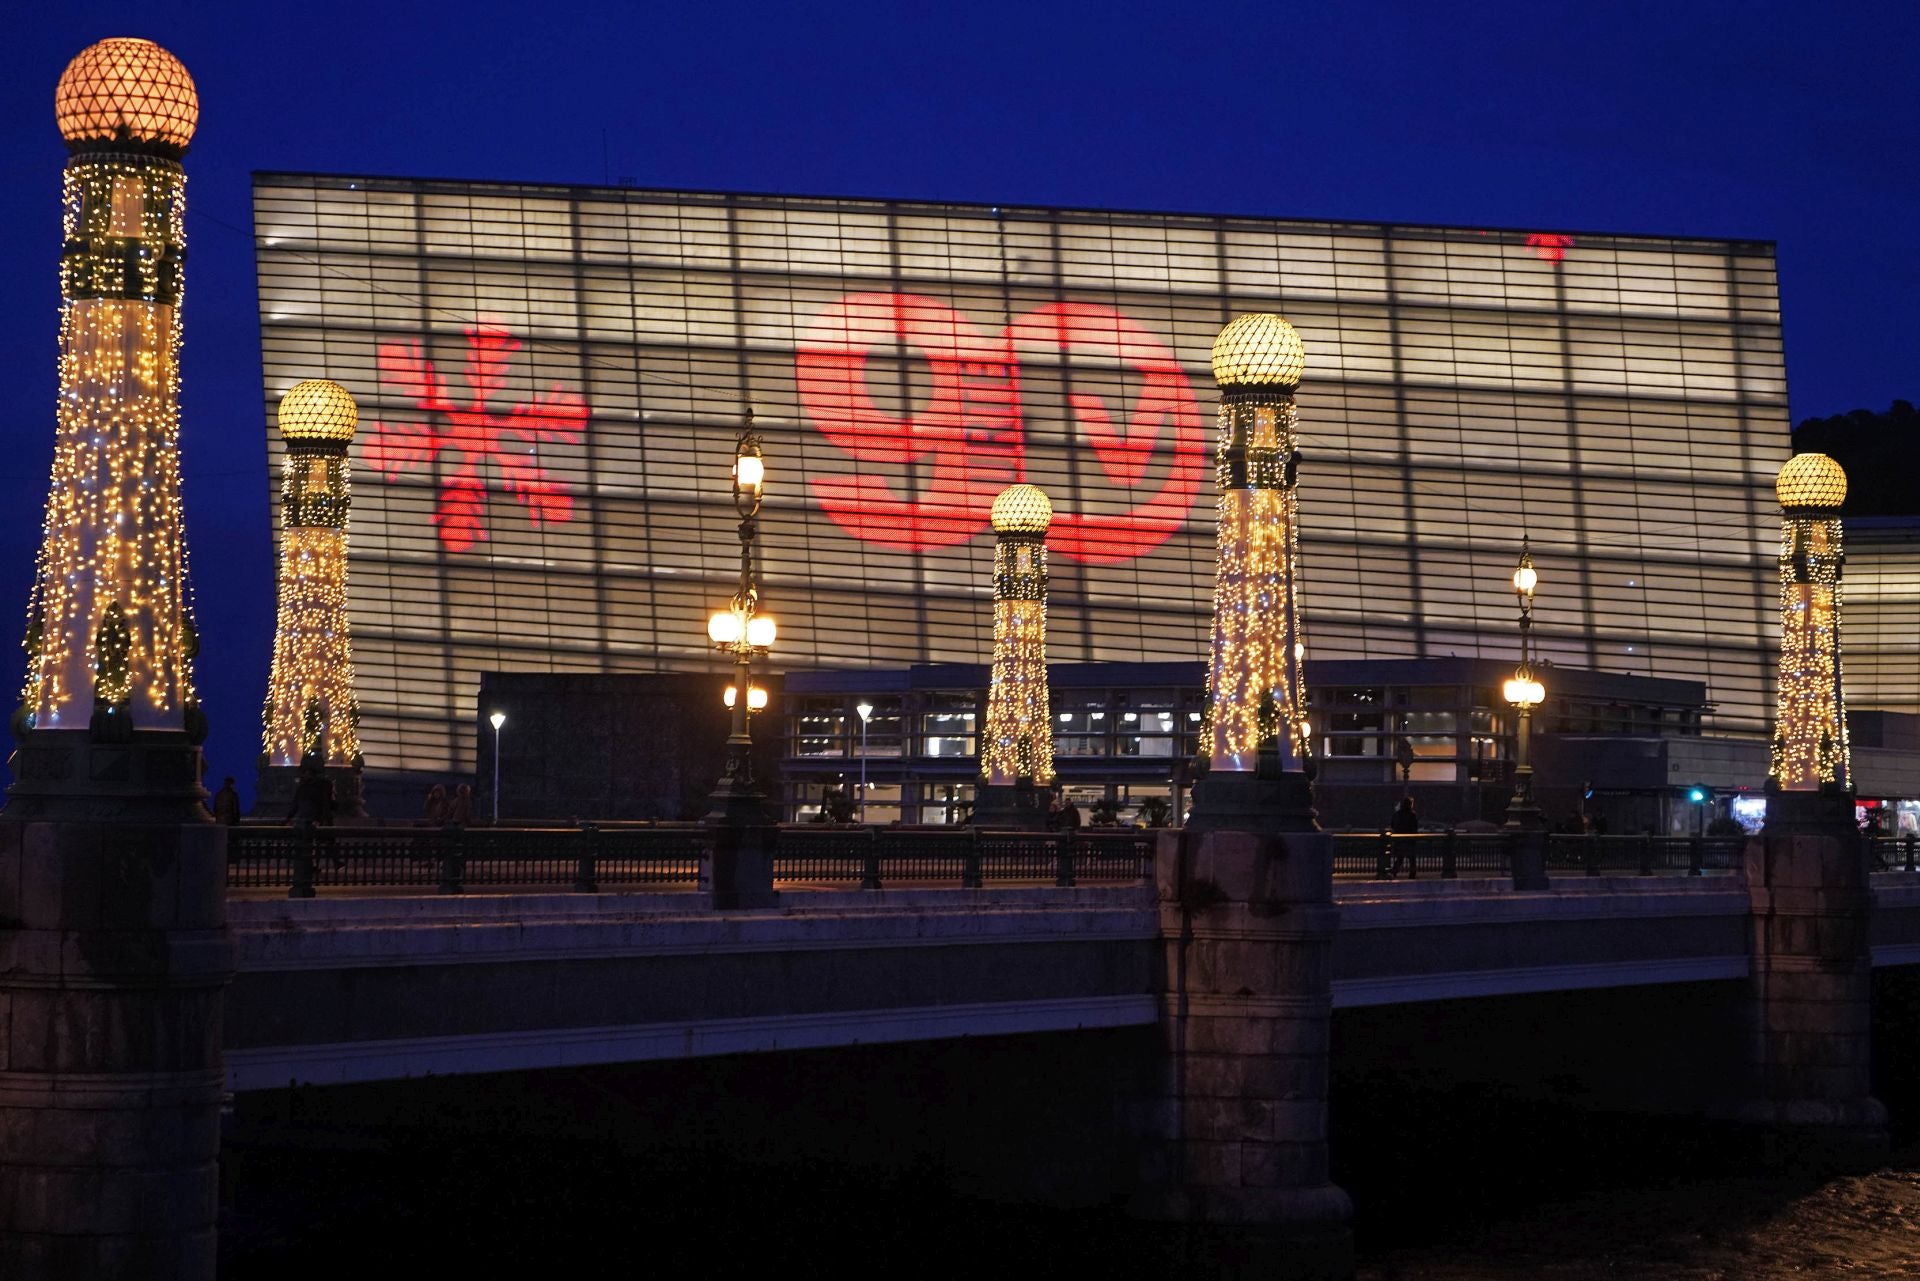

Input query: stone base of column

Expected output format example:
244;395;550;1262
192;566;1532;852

253;762;366;820
0;812;231;1279
1135;809;1352;1276
704;773;774;828
1186;763;1318;835
972;781;1048;830
7;728;207;824
1505;825;1550;890
1741;787;1888;1165
701;821;777;909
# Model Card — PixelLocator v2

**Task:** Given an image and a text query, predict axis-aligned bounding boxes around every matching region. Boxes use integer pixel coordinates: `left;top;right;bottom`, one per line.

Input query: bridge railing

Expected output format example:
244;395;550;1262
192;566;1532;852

1330;831;1511;879
1329;830;1747;880
226;823;1157;898
1869;834;1920;873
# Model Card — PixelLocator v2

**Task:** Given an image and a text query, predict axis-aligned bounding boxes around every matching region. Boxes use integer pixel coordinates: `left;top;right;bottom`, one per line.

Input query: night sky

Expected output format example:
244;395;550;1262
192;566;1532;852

3;2;1915;801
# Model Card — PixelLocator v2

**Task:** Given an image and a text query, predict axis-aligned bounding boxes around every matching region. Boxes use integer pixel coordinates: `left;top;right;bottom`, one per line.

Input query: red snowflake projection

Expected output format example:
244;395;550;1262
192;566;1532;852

365;325;588;552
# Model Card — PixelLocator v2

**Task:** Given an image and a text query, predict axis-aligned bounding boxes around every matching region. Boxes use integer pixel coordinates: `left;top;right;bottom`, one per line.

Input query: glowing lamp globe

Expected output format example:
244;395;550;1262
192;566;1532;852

1513;562;1538;596
1210;313;1306;389
990;484;1053;535
1503;676;1546;708
277;379;359;444
746;615;776;649
708;611;743;645
1775;452;1847;510
55;38;198;151
734;452;765;494
724;684;769;711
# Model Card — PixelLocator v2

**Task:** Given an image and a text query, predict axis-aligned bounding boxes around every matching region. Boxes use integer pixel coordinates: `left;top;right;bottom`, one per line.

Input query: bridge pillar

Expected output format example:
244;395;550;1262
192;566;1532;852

1138;774;1351;1276
1741;788;1887;1159
701;821;776;909
0;734;232;1277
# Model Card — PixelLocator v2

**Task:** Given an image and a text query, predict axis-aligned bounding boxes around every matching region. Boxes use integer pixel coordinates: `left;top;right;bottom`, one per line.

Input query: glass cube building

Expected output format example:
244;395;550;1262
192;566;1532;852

253;173;1794;779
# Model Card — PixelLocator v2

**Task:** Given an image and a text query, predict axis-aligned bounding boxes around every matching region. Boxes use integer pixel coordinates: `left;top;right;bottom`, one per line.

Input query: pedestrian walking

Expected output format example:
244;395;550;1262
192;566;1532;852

1386;794;1418;877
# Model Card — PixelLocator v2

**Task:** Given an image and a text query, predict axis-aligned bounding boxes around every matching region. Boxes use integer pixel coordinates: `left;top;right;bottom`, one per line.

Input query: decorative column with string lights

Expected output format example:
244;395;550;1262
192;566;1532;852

13;37;206;778
1769;452;1851;795
1190;312;1315;828
0;39;231;1279
1139;314;1350;1264
974;483;1054;828
1740;450;1885;1156
257;379;365;817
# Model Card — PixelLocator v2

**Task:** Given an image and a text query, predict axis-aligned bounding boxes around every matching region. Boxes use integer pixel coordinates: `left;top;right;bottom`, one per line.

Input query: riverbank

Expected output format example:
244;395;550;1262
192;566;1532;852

1358;1152;1920;1278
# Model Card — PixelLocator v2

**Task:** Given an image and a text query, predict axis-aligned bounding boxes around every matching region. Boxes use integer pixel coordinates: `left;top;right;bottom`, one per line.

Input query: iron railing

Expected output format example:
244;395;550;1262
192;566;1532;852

1869;834;1920;873
226;823;1157;898
1329;830;1747;880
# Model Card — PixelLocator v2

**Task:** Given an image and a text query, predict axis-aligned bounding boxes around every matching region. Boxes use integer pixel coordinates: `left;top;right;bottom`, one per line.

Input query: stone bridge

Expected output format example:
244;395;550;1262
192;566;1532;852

222;870;1920;1091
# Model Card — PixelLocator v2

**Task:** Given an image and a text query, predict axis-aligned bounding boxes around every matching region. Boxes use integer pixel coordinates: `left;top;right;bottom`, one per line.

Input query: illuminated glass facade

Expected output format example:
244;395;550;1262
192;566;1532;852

253;174;1792;776
1847;520;1920;720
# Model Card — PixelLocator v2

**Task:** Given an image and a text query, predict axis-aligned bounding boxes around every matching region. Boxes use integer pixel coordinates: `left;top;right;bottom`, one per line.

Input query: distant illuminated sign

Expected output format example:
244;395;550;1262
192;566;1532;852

796;293;1205;564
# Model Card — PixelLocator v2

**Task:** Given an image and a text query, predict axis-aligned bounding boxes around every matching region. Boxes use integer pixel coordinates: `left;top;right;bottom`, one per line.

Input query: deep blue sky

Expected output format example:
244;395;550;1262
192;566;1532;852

3;2;1915;799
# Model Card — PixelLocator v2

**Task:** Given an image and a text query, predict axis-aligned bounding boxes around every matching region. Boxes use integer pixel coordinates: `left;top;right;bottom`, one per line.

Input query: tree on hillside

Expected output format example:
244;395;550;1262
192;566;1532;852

1793;401;1920;517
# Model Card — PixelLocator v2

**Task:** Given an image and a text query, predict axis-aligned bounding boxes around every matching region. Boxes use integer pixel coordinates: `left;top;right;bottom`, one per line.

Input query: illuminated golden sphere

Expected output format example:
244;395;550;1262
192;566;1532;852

55;38;198;151
1776;452;1847;510
277;380;359;444
1210;313;1306;389
991;484;1053;534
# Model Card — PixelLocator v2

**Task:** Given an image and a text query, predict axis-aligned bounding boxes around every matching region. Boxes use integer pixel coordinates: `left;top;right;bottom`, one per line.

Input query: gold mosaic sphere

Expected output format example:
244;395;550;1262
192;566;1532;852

277;380;359;444
1775;452;1847;510
55;38;198;151
1210;313;1305;389
990;484;1053;535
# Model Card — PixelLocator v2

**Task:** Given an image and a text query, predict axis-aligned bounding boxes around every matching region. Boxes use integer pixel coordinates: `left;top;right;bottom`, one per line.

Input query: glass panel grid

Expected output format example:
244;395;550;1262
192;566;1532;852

255;175;1793;772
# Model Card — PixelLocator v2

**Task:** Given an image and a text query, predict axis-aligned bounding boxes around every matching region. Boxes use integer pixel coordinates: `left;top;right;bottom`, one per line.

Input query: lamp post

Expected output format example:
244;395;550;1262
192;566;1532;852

705;422;775;825
856;700;873;824
489;710;505;824
1502;546;1546;831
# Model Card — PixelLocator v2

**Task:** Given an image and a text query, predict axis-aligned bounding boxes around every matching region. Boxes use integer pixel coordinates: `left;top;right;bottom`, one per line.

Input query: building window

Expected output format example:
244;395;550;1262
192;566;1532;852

856;697;905;759
921;692;978;758
792;699;848;758
1055;692;1109;757
921;782;974;825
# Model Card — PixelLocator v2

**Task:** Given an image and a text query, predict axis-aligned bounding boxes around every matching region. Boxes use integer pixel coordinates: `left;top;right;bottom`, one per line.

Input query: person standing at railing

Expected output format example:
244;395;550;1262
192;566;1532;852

1385;795;1419;877
286;763;335;827
448;783;474;828
211;776;241;827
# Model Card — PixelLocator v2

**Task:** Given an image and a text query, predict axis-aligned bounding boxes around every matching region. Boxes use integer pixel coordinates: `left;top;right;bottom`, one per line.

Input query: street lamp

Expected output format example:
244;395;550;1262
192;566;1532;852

489;710;505;824
705;420;776;824
1502;545;1546;830
856;700;874;824
723;684;769;712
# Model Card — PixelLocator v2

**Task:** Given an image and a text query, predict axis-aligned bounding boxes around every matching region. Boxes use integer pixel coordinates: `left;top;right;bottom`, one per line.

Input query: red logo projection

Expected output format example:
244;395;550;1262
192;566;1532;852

1525;233;1574;263
366;325;588;552
796;295;1205;563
